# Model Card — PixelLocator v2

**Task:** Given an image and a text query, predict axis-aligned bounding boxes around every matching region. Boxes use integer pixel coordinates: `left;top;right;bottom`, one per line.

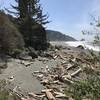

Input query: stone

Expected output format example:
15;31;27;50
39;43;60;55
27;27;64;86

9;76;14;79
77;45;84;49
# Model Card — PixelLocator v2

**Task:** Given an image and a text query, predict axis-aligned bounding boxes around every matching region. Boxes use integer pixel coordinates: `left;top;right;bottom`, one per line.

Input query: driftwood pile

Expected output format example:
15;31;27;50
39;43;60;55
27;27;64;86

10;48;96;100
31;49;91;100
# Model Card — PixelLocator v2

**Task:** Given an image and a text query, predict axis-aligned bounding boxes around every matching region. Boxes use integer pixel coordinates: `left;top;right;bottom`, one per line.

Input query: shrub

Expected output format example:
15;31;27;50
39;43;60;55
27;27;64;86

0;80;18;100
66;76;100;100
0;12;24;54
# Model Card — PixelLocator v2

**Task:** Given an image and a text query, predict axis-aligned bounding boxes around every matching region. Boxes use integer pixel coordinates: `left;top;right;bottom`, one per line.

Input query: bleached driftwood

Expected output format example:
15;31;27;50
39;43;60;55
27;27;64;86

63;78;74;84
21;60;33;67
41;89;53;93
45;90;56;100
59;54;66;60
28;92;37;98
33;71;40;73
62;74;72;79
54;92;66;98
71;68;82;77
53;55;58;59
66;64;75;70
41;79;49;84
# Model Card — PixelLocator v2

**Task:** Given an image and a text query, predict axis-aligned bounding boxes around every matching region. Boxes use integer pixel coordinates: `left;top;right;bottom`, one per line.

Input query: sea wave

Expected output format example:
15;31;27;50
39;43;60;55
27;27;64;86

65;41;100;51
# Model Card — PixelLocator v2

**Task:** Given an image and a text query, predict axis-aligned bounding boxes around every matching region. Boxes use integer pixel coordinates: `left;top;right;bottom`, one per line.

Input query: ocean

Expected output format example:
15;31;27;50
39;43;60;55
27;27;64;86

65;41;100;51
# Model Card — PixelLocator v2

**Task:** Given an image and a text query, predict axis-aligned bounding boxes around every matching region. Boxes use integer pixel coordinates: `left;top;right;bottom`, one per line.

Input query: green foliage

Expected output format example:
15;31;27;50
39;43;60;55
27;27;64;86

88;50;100;65
0;12;24;54
10;48;23;58
11;0;49;25
0;80;17;100
94;34;100;47
68;16;100;100
64;16;100;100
82;16;100;52
8;0;49;50
66;76;100;100
81;16;100;69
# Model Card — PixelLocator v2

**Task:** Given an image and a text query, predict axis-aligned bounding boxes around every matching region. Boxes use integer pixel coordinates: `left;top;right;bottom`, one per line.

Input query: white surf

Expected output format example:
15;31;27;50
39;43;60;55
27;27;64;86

65;41;100;51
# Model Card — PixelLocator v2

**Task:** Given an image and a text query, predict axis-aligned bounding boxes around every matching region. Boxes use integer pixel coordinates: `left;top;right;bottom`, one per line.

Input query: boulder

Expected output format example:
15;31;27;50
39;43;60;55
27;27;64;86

77;45;84;49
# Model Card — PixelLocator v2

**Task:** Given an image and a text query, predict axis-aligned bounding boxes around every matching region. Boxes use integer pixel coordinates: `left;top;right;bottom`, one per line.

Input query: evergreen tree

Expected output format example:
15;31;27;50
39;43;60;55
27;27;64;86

7;0;49;49
10;0;49;24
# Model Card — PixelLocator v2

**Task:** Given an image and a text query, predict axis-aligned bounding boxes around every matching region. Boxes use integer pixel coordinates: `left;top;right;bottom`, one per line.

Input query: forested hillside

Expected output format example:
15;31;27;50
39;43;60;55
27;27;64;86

46;30;76;41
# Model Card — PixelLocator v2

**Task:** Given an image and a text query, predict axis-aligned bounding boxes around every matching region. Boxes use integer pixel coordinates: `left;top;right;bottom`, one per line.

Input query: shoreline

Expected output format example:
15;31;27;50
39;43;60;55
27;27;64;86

50;41;100;51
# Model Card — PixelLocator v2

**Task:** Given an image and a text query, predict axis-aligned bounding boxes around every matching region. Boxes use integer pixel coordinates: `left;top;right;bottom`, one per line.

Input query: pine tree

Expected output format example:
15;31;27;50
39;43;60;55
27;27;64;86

8;0;49;49
10;0;49;24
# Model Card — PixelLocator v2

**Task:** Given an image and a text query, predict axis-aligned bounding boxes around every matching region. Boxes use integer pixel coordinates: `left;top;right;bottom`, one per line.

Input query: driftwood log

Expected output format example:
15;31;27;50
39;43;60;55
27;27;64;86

45;90;56;100
71;68;82;77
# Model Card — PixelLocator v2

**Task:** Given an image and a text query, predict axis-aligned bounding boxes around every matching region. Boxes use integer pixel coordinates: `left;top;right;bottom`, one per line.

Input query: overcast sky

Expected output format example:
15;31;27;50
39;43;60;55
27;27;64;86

0;0;100;40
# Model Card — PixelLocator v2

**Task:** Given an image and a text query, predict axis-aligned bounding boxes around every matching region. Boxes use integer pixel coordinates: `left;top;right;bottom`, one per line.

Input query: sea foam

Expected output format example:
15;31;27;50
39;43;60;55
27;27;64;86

65;41;100;51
